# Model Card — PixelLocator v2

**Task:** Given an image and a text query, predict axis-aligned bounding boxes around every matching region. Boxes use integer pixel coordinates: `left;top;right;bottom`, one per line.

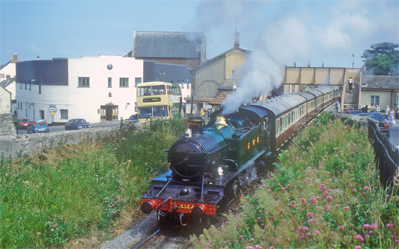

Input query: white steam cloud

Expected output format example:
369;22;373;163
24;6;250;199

192;0;399;114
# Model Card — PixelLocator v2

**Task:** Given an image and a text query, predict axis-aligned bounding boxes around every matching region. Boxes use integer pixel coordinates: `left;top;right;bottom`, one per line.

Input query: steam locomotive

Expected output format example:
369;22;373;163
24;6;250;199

140;87;339;227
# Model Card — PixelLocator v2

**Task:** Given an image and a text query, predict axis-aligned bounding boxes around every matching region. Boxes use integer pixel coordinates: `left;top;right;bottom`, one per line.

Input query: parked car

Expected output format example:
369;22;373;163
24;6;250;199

19;118;30;129
65;119;92;130
357;113;390;138
27;119;49;134
125;114;138;124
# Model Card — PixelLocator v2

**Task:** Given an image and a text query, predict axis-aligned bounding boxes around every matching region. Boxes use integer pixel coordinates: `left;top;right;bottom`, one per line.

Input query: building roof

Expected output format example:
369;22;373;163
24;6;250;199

209;91;233;105
133;31;204;59
364;75;399;90
190;47;251;72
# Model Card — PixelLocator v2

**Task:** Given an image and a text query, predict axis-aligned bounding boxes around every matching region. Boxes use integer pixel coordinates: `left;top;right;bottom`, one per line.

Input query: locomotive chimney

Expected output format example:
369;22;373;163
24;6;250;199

187;117;203;135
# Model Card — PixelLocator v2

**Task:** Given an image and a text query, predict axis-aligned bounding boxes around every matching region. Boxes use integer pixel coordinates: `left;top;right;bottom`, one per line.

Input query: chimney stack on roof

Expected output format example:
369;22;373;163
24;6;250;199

293;62;296;67
11;53;19;63
322;62;324;67
307;62;310;67
234;31;240;48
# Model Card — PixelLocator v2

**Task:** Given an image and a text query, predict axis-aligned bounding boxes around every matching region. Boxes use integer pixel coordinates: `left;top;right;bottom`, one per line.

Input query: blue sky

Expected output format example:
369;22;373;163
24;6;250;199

1;0;398;68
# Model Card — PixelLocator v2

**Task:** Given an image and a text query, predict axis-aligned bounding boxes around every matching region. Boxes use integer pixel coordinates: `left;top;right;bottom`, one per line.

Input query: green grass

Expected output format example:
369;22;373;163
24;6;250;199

0;118;186;248
191;114;399;249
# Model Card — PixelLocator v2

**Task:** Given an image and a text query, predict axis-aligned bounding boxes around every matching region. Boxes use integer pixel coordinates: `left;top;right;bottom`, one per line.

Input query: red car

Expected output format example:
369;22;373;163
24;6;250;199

19;118;30;129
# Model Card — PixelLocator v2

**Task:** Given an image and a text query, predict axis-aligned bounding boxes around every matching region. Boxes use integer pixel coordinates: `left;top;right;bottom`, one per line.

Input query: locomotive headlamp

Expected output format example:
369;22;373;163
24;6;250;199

181;188;190;195
218;167;224;176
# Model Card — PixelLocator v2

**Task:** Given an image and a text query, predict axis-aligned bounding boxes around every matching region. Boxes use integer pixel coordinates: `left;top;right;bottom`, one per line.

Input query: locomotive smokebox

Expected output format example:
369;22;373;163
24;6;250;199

188;117;203;135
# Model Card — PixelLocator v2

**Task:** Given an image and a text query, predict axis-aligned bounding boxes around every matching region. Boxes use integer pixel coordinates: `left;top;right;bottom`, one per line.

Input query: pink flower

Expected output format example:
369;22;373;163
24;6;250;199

355;235;364;242
325;205;330;211
335;204;339;208
300;198;307;203
363;224;370;230
307;212;313;217
327;196;333;202
268;189;272;192
308;219;314;224
249;238;254;242
270;247;274;249
320;184;326;191
370;224;378;230
247;247;254;249
364;186;370;191
310;196;317;205
255;245;262;249
270;215;274;220
344;206;349;211
363;192;366;195
387;223;394;228
355;246;362;249
352;189;357;193
239;235;244;238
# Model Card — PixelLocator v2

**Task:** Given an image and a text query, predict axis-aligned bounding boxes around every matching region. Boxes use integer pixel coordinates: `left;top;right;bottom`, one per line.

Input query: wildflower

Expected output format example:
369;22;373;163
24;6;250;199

310;196;317;205
363;192;366;195
239;235;244;239
320;184;326;191
300;198;307;203
268;189;272;192
249;238;255;242
344;206;350;211
355;235;364;242
314;230;319;236
307;212;313;217
352;189;357;193
363;224;370;230
255;245;262;249
308;219;314;224
364;186;370;191
247;247;254;249
325;205;330;211
355;246;362;249
387;223;394;228
370;224;378;230
327;196;333;202
335;204;339;208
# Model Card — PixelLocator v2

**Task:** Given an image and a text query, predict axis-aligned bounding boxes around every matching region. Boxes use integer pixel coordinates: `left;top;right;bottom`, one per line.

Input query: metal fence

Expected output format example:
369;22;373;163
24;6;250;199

367;119;399;188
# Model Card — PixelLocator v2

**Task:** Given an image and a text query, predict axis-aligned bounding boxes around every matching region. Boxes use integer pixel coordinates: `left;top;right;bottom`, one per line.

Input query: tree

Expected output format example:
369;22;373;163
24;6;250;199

362;42;399;75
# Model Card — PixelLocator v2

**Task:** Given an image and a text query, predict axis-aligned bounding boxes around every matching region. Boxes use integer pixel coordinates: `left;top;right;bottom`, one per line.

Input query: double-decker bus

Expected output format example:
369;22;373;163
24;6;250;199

136;81;182;123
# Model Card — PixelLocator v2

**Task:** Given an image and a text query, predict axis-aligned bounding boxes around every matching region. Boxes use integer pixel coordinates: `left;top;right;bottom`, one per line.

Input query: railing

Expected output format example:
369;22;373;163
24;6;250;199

367;119;398;189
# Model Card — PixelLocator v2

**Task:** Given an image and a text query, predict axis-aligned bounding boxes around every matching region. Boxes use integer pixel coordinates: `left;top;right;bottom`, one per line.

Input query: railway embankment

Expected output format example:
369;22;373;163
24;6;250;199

191;113;399;249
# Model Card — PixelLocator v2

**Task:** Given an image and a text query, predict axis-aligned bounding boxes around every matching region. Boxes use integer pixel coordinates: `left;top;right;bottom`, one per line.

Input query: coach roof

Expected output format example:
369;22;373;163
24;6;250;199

255;94;307;117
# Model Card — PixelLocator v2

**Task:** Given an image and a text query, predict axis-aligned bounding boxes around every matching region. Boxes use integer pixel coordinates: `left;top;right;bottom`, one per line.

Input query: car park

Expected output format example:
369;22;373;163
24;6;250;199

125;114;138;124
357;112;390;138
27;119;49;134
18;118;30;129
65;119;92;130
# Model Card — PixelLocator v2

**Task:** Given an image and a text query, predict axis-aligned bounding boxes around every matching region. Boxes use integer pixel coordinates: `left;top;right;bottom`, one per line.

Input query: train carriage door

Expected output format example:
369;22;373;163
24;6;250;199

262;116;271;151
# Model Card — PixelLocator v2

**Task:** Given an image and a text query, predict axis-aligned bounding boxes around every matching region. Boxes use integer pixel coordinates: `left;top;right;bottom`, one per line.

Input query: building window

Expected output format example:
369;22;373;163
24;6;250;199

25;80;27;89
120;78;129;87
39;84;41;94
108;77;112;88
135;77;142;86
187;83;189;89
78;77;90;87
371;96;380;107
29;81;31;90
20;83;22;89
109;92;112;97
60;110;68;119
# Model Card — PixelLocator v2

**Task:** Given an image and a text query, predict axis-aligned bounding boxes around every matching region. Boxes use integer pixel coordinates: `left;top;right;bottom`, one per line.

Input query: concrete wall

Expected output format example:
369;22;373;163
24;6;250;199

0;113;17;136
0;113;115;159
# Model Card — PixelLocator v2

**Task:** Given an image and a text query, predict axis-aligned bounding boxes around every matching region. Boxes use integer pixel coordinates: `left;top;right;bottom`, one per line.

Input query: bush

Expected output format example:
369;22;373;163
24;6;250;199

191;114;399;249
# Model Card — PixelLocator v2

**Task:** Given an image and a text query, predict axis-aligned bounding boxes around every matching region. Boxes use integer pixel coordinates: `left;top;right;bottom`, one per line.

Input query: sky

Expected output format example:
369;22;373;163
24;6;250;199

1;0;397;67
1;0;398;111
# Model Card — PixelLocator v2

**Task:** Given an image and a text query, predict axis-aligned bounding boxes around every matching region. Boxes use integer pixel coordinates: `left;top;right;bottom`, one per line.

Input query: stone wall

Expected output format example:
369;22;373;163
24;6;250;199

0;113;17;136
0;117;116;159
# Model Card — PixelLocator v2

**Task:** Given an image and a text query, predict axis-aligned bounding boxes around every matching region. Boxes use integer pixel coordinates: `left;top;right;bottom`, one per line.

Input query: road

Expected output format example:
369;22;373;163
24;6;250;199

17;120;123;135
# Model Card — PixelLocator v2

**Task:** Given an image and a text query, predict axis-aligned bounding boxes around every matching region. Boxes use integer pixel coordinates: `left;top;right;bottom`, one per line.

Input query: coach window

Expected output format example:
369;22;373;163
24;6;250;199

108;77;112;88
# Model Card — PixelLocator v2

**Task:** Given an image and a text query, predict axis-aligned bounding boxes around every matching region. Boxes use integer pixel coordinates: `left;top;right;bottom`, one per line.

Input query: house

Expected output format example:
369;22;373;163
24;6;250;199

188;32;251;114
0;85;12;114
16;55;143;124
359;75;399;111
0;53;19;115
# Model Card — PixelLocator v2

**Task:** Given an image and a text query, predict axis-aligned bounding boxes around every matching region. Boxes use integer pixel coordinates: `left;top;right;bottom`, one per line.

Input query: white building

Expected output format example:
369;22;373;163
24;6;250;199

0;86;12;114
16;55;143;124
0;53;19;115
